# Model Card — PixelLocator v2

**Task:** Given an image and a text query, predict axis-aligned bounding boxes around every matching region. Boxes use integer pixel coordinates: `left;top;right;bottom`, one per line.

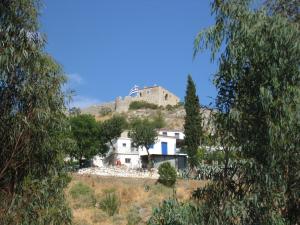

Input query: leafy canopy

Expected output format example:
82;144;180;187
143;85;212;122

69;114;103;166
129;118;157;151
129;118;157;169
0;0;72;223
150;0;300;224
192;0;300;224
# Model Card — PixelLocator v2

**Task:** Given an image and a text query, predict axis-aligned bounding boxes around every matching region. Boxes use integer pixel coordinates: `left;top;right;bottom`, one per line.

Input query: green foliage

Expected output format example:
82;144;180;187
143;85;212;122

129;101;159;110
126;206;142;225
158;162;177;187
265;0;300;24
99;107;112;116
69;182;96;208
148;199;198;225
165;102;184;111
129;118;157;169
99;115;127;164
69;107;81;116
99;191;120;217
150;1;299;225
192;0;300;224
183;75;203;169
151;111;166;129
0;0;71;223
1;175;72;225
69;114;103;167
100;115;127;145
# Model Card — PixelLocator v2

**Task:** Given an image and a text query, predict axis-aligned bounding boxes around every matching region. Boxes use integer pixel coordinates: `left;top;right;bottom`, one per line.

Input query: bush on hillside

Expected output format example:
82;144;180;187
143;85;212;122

99;190;120;216
148;199;198;225
158;162;177;187
99;107;113;116
165;102;184;111
126;206;142;225
151;111;166;128
129;101;159;110
69;182;96;208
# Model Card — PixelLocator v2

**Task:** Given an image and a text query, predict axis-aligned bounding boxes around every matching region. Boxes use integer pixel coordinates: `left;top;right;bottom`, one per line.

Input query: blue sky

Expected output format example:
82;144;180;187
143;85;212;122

41;0;217;108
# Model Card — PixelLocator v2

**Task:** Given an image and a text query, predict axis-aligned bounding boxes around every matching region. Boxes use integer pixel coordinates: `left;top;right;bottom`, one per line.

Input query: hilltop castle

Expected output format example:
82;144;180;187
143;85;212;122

115;85;180;112
82;85;180;114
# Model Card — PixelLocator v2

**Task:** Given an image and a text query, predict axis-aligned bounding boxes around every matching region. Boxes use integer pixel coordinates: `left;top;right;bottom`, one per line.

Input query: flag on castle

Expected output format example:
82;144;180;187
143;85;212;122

129;85;139;97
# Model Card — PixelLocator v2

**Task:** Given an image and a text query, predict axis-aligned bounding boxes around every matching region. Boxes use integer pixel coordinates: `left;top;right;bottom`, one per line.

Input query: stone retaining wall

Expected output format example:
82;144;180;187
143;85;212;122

77;166;159;179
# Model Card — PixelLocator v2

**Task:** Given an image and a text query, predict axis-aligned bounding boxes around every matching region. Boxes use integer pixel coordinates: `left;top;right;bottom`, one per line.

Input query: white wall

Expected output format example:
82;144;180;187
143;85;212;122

115;138;135;154
139;136;177;156
158;130;185;140
115;154;141;169
94;132;181;169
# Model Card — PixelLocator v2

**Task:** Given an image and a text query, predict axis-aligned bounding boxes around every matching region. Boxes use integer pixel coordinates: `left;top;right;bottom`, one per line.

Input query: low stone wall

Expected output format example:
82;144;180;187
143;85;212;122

77;166;159;179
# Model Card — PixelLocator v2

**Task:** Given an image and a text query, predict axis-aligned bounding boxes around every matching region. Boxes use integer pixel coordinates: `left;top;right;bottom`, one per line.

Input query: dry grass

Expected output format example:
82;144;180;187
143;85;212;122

66;175;207;225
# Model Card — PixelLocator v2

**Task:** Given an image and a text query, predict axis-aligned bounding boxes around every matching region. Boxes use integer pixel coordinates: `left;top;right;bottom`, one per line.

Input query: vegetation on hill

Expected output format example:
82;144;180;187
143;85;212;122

158;162;177;187
0;0;71;223
67;175;206;225
129;101;159;110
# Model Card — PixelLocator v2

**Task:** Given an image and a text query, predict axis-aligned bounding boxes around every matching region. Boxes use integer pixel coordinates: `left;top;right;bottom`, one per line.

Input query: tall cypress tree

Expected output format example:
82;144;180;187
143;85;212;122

183;75;202;169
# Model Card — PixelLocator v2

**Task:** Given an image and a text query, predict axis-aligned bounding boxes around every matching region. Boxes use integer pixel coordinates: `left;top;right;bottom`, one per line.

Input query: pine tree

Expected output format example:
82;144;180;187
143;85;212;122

183;75;203;169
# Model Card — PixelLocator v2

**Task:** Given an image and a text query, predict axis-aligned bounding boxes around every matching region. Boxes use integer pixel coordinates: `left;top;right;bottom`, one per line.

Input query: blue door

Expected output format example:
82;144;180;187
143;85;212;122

161;142;168;155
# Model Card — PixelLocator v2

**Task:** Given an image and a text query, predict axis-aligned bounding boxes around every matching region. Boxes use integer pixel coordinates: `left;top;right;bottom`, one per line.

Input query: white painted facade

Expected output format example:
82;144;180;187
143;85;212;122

158;130;185;140
138;135;177;156
114;137;141;169
93;130;186;169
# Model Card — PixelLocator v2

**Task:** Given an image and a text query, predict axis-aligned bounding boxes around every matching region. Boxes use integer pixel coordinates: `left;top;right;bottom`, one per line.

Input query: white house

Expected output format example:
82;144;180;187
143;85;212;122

93;130;187;170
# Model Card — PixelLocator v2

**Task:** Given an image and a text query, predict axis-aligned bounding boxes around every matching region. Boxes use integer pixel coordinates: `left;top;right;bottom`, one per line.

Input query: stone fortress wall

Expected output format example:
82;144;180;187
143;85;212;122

81;85;180;115
115;86;180;112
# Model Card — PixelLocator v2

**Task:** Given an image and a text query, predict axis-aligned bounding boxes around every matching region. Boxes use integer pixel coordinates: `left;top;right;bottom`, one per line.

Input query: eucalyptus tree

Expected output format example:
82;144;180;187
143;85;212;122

0;0;71;223
192;0;300;224
149;0;300;224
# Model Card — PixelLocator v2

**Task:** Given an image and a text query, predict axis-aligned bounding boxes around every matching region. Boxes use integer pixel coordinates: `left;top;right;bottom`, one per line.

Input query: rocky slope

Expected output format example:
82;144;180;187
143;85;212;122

81;105;214;132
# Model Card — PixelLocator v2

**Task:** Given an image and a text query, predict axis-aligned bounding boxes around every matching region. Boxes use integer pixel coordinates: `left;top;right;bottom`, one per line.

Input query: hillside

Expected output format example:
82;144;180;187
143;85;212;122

68;175;208;225
81;104;214;132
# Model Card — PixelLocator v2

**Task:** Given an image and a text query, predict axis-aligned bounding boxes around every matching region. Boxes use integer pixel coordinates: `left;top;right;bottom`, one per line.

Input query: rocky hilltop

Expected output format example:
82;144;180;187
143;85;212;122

81;104;214;132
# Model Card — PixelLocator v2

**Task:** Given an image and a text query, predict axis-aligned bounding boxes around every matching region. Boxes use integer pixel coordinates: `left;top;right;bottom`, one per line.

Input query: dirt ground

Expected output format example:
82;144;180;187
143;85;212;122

67;174;208;225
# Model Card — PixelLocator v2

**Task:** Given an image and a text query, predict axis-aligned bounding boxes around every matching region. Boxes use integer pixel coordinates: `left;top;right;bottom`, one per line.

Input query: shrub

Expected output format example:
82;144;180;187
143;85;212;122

129;101;159;110
148;199;198;225
165;104;173;111
99;107;112;116
165;102;184;111
69;182;96;208
126;206;142;225
158;162;177;187
99;191;120;216
151;111;166;129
